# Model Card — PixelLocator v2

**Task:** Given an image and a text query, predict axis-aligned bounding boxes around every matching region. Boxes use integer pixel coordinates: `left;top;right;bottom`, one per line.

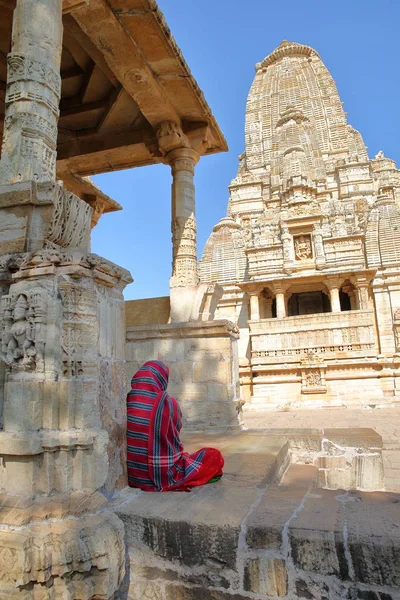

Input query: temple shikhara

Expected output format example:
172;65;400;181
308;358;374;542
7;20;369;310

1;1;400;598
200;40;400;409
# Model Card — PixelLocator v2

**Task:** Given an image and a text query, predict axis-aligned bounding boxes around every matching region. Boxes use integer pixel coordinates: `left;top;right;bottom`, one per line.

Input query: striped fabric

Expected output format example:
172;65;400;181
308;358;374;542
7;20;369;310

126;361;224;492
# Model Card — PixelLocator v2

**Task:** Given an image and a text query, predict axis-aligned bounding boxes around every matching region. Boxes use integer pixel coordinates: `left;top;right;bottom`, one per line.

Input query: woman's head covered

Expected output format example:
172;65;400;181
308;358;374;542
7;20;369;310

130;360;169;395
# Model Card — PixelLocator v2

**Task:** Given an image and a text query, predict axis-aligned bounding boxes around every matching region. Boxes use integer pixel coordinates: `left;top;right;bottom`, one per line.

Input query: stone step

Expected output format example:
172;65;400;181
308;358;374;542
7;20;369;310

112;429;400;600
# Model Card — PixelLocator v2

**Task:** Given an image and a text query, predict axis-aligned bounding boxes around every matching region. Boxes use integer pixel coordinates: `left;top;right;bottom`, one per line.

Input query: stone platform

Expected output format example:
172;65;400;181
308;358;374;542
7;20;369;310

112;429;400;600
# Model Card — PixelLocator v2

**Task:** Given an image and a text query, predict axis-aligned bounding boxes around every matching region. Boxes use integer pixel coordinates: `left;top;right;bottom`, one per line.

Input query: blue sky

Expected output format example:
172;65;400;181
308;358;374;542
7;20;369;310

92;0;400;300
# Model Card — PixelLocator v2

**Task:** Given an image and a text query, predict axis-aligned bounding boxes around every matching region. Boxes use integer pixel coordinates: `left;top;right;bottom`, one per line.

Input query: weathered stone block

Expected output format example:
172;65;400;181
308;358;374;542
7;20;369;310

164;584;250;600
117;486;258;571
245;486;307;550
243;557;287;596
193;361;231;384
169;361;195;383
288;490;348;578
346;590;394;600
295;578;330;599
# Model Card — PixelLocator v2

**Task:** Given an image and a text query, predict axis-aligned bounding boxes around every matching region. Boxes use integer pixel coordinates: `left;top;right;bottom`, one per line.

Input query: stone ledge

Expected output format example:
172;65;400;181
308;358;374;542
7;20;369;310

113;429;400;600
126;319;240;341
0;429;97;455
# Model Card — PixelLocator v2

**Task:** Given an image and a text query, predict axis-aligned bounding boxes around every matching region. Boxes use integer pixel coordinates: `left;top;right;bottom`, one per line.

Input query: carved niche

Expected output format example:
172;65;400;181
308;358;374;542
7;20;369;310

0;290;47;371
300;351;327;394
294;234;313;260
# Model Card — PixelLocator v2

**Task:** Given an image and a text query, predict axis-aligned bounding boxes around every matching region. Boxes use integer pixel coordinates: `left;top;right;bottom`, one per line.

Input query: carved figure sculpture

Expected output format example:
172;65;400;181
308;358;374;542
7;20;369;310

0;291;45;371
294;235;312;260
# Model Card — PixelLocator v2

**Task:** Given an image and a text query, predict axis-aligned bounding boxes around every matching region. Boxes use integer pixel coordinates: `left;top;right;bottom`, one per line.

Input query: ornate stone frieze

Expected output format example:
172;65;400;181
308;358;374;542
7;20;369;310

7;53;61;103
0;289;47;371
46;186;92;251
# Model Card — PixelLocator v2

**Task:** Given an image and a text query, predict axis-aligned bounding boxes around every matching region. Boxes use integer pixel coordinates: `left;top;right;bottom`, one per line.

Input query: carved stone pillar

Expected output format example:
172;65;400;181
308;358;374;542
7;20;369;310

0;4;127;597
273;284;287;319
313;225;326;269
0;0;92;255
327;279;342;312
0;0;63;184
157;122;200;322
168;148;200;288
354;278;370;310
249;292;260;321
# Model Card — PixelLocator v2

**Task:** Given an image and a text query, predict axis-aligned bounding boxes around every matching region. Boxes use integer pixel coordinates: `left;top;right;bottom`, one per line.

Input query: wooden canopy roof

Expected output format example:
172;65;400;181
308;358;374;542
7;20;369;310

0;0;227;215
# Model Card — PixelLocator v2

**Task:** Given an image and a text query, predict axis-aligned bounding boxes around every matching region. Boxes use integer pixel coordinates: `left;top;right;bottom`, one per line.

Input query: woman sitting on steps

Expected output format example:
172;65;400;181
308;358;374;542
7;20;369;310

126;360;224;491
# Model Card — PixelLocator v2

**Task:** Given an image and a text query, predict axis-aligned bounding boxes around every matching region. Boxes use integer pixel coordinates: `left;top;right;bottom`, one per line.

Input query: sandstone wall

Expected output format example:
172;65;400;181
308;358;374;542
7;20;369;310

126;321;241;429
125;297;170;327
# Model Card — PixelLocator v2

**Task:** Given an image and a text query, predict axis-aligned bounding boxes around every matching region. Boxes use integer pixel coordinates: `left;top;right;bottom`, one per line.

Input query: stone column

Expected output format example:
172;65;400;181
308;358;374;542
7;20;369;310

248;292;260;321
168;148;200;288
0;3;127;597
354;279;370;310
327;279;342;312
157;122;200;322
273;284;287;319
0;0;62;184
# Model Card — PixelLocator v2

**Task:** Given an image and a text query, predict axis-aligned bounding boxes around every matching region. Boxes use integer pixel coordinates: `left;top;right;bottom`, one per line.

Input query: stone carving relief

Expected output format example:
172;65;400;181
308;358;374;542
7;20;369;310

354;197;369;231
46;187;92;251
305;370;322;387
300;351;327;394
157;121;189;156
0;290;46;371
60;282;97;379
1;53;61;184
171;217;198;286
294;235;313;260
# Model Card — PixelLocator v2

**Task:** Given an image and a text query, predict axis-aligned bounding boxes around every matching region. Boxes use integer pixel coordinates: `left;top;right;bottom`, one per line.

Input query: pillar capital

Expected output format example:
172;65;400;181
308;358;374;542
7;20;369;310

272;282;290;295
325;276;343;290
166;147;200;174
157;121;202;172
245;283;263;296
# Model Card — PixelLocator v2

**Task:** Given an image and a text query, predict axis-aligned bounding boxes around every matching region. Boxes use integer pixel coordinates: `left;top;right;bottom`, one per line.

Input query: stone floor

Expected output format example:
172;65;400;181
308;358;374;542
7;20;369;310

113;427;400;600
242;405;400;492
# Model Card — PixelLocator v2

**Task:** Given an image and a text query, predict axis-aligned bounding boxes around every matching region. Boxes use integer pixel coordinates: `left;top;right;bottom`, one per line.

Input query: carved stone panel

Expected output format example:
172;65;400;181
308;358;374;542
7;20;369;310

300;352;327;394
294;234;313;260
0;289;47;372
59;282;98;379
46;186;92;251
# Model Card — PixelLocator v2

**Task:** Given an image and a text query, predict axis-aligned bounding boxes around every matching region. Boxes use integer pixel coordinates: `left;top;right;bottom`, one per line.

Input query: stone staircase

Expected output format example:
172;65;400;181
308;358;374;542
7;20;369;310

111;429;400;600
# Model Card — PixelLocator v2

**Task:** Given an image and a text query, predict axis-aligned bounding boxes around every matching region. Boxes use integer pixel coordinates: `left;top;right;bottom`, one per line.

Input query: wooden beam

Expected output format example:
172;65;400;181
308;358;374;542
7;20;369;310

57;127;148;161
63;0;89;14
61;65;84;80
70;0;178;127
63;15;119;88
96;86;124;131
79;60;95;103
60;99;105;118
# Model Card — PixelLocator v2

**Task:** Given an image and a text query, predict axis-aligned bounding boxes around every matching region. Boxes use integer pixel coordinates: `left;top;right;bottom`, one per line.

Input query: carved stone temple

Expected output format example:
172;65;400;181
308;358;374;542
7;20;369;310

0;1;226;598
199;40;400;410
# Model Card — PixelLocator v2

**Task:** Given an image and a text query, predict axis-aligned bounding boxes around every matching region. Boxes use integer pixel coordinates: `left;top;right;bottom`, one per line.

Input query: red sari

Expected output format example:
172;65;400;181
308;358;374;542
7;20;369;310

126;361;224;491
